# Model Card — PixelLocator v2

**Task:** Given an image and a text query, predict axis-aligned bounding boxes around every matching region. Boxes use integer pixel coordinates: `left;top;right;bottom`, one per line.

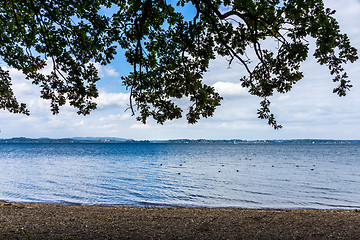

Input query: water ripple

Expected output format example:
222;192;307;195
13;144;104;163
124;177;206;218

0;143;359;209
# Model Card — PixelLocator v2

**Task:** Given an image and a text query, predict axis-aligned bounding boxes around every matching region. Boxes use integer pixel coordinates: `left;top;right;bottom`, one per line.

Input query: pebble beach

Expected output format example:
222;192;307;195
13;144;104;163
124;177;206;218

1;202;360;239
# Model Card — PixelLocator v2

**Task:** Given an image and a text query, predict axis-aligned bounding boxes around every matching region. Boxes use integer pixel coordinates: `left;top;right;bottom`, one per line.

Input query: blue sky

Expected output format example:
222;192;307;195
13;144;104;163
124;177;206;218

1;0;360;140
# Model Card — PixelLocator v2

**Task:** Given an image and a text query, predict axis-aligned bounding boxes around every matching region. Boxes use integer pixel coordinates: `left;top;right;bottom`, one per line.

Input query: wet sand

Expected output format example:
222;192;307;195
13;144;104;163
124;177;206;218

0;202;359;239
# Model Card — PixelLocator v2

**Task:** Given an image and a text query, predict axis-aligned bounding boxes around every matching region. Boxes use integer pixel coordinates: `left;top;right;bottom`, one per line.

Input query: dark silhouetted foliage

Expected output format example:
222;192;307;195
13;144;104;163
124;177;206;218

0;0;357;128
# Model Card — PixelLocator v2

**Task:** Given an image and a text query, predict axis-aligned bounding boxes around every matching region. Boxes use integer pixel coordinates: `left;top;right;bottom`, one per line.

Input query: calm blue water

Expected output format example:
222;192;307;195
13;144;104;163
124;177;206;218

0;143;359;209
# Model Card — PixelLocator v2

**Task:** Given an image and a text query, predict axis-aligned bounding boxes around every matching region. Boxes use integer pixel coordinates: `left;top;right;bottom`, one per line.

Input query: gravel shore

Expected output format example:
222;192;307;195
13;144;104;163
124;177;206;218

0;202;359;239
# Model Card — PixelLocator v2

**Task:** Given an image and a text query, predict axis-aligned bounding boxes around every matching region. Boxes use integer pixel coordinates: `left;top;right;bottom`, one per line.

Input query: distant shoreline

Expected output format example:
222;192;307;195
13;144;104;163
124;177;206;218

0;202;359;239
1;137;360;144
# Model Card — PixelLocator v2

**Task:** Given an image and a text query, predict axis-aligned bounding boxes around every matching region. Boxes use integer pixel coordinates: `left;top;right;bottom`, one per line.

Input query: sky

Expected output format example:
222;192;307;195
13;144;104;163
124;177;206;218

1;0;360;140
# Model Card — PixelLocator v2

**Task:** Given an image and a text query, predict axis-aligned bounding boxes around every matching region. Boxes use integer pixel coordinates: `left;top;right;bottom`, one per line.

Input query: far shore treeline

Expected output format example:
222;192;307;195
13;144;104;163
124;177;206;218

0;137;359;144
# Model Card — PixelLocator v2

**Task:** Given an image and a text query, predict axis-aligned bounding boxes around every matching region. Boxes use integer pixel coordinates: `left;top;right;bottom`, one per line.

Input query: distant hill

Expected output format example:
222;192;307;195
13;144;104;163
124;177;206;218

0;137;80;143
71;137;130;142
0;137;134;143
0;138;359;144
159;139;360;144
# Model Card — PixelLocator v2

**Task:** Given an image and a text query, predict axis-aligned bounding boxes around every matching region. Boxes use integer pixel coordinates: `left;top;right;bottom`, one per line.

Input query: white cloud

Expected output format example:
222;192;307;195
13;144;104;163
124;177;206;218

95;91;130;109
212;81;248;97
130;123;152;130
204;57;247;85
93;62;120;78
99;113;132;122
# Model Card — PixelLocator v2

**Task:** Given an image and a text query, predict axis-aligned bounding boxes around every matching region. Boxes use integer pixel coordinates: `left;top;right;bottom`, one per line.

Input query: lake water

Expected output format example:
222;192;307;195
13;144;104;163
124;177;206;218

0;143;359;209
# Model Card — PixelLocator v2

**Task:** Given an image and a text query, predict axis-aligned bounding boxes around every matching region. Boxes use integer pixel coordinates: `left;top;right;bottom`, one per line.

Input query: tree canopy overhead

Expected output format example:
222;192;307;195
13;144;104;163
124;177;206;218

0;0;358;129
